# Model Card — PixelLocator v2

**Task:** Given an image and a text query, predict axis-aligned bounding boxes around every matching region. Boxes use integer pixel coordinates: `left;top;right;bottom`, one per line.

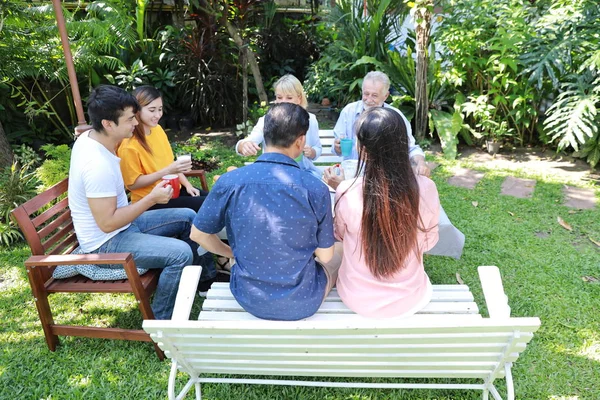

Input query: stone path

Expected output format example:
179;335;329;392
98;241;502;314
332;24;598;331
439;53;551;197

446;166;597;209
447;168;484;190
500;177;536;199
563;186;597;209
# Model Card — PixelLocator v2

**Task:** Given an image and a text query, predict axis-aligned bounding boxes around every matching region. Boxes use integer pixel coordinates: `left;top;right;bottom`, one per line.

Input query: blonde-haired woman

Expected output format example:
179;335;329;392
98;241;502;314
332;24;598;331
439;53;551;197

236;75;322;178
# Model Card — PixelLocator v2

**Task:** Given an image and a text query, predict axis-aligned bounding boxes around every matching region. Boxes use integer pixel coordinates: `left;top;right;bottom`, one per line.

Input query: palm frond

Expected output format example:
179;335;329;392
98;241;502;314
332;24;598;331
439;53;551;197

544;73;599;151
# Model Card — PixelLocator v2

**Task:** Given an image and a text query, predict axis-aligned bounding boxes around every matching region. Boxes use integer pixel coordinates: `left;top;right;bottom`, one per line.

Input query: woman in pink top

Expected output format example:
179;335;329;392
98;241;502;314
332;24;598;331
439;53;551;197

334;107;440;318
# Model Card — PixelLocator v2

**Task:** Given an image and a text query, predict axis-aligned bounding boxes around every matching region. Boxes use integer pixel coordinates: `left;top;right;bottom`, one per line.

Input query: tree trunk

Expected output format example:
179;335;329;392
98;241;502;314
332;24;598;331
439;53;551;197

414;1;432;142
242;46;248;133
224;20;268;104
0;120;13;168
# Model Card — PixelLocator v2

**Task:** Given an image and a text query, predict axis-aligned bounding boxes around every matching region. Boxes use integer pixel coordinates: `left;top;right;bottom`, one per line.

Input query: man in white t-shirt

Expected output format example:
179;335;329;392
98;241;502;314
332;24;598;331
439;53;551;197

69;85;214;319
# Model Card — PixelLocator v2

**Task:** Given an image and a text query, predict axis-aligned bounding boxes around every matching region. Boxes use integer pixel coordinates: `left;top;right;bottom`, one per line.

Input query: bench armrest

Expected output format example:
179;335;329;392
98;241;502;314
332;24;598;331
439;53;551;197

171;265;203;321
25;253;134;267
24;253;145;280
184;169;208;191
478;265;511;318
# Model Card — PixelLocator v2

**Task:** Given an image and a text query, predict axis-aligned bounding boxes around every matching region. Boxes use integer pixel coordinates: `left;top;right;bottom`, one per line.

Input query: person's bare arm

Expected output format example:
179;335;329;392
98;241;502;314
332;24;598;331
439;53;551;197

127;158;192;190
315;245;334;264
190;226;234;258
88;181;172;233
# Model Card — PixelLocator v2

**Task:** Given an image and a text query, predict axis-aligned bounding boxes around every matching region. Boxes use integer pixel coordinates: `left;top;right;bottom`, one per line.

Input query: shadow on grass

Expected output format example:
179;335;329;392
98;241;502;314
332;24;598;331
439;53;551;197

1;164;598;399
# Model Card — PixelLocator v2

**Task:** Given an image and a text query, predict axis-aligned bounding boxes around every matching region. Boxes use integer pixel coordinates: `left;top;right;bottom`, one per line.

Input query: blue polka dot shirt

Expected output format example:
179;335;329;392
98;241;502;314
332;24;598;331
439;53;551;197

193;152;335;320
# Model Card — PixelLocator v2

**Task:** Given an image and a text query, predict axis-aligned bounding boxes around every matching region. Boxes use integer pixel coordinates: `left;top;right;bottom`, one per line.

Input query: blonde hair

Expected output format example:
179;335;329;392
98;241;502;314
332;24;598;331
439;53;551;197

273;75;308;109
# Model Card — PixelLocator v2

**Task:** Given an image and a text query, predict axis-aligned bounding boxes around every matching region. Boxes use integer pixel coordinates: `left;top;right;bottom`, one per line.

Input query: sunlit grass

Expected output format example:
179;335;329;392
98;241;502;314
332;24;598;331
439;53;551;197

0;142;598;399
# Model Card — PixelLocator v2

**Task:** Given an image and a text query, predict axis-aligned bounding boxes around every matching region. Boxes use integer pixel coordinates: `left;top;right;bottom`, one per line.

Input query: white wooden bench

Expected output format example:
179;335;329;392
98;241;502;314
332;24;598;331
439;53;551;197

313;129;341;173
143;266;540;400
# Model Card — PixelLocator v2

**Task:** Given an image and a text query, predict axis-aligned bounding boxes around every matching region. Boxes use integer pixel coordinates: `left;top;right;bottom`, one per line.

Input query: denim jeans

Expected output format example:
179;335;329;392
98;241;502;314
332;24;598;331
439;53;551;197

92;208;215;319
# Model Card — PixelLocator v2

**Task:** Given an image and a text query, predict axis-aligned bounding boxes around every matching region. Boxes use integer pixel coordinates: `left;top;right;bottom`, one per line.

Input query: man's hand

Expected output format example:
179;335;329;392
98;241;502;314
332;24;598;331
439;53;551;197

323;165;344;190
411;156;431;177
148;180;173;204
238;140;261;156
333;138;341;155
303;146;316;159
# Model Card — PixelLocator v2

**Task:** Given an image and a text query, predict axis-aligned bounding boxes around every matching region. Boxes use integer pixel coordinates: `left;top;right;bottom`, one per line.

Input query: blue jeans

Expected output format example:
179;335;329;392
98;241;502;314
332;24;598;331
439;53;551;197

92;208;215;319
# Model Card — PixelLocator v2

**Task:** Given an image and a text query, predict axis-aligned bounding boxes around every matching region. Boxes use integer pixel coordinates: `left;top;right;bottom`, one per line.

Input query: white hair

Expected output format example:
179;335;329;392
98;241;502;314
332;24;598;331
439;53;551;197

363;71;390;93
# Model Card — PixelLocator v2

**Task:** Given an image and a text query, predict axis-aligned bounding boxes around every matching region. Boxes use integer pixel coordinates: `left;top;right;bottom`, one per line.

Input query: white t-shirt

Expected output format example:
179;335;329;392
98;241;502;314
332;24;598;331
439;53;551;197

68;131;130;252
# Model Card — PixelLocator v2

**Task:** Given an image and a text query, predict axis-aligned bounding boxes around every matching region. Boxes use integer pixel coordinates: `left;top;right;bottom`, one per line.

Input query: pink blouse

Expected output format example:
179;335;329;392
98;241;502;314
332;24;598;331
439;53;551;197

334;176;440;318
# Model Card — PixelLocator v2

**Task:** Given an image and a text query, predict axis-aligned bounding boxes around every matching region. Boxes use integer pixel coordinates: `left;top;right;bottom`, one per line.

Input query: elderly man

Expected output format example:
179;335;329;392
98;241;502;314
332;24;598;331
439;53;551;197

324;71;430;189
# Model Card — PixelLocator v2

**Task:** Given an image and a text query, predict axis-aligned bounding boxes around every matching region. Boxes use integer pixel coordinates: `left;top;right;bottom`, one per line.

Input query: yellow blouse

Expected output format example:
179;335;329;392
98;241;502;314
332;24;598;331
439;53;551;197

117;125;174;203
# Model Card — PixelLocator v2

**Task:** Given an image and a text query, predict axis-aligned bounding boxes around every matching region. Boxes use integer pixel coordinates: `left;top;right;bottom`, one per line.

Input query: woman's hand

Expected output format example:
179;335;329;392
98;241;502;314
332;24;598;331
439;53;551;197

303;146;316;159
323;165;344;190
185;185;200;197
238;141;260;156
169;158;192;174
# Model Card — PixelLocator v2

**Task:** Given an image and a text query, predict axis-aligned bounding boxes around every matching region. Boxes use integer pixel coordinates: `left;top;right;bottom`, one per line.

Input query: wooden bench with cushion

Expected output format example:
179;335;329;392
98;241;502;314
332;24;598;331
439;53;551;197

10;171;208;359
143;265;540;399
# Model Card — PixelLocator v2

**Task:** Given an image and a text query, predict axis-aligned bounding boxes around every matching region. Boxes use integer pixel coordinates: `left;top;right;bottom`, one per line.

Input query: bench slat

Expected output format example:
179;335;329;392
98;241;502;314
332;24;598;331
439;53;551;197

168;351;518;362
185;366;493;379
206;286;474;302
314;155;344;164
167;341;530;355
201;299;479;315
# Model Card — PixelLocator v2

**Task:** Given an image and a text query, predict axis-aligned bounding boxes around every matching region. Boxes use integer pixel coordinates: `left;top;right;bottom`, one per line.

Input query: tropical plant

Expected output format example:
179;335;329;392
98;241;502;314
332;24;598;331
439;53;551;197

435;0;537;146
109;58;151;91
0;1;138;146
11;144;42;170
305;0;408;106
0;162;40;246
254;4;323;85
36;144;71;191
520;0;600;166
157;23;242;127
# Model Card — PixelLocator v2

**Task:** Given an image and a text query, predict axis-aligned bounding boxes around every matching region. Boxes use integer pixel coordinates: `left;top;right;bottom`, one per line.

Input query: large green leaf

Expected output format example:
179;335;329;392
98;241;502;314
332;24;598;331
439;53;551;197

430;109;462;160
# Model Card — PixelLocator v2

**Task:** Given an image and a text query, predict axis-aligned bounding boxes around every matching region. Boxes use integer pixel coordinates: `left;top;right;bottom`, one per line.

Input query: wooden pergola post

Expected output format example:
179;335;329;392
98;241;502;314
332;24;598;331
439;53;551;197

51;0;91;136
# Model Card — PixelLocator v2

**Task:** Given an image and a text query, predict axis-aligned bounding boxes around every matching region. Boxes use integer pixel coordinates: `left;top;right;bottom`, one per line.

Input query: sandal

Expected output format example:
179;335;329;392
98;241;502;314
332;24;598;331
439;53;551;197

216;257;233;275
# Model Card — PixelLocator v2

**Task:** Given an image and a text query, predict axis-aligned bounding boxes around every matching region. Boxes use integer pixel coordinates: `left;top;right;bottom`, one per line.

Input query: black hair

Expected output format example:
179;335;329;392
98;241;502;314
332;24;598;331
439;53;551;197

87;85;139;133
263;103;309;148
355;107;422;278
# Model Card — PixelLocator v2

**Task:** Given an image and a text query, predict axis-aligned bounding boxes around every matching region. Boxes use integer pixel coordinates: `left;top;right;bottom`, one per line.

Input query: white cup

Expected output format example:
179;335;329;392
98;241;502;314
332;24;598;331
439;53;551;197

177;154;192;163
342;160;359;180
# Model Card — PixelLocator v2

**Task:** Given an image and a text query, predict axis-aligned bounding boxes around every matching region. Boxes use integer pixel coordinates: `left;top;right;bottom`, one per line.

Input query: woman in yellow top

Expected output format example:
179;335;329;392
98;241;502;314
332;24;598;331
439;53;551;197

117;86;208;212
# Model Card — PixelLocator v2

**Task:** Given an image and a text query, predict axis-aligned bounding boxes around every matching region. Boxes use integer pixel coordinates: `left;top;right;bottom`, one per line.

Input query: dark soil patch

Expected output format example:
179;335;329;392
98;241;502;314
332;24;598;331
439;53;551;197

192;159;219;172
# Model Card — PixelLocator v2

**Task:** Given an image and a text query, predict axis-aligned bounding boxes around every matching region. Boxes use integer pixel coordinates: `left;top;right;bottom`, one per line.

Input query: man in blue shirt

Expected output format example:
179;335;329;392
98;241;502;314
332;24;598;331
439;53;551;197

324;71;430;189
191;103;338;320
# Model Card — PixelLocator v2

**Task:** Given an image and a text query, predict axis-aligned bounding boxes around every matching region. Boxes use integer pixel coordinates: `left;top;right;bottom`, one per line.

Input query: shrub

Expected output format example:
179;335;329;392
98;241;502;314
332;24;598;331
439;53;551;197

36;144;71;190
0;162;40;246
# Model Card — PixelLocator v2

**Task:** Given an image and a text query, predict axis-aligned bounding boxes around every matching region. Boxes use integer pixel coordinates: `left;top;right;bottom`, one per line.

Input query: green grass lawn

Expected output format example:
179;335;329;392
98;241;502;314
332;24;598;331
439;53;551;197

0;140;599;399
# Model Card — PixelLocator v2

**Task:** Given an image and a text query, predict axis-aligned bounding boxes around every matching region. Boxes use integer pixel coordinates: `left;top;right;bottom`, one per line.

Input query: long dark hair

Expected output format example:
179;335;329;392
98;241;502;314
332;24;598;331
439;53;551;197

355;107;421;279
130;86;162;155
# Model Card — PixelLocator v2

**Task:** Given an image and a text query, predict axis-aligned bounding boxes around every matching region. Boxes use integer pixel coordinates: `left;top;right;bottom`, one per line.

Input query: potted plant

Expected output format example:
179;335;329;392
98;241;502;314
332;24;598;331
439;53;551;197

462;95;510;155
484;121;510;155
